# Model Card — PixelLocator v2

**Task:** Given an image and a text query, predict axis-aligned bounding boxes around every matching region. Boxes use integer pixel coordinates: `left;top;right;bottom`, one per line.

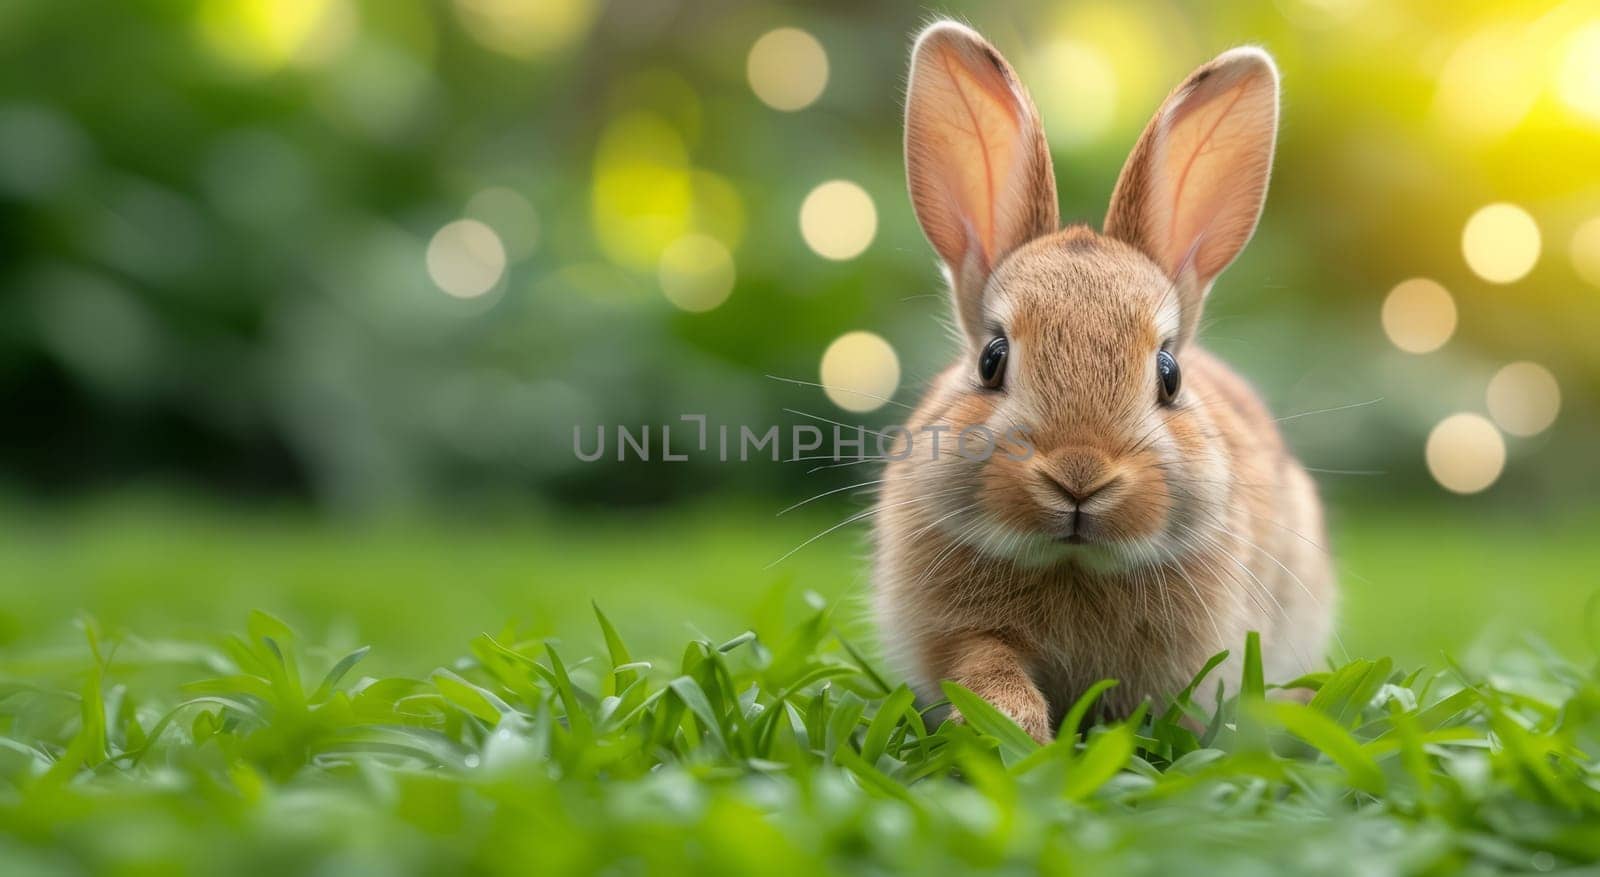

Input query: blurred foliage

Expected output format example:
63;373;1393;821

1;0;1598;511
2;601;1600;874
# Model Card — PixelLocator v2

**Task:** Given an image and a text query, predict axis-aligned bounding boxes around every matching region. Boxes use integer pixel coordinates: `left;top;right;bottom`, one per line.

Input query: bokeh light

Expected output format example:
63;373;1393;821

747;28;829;112
0;104;89;201
820;331;900;413
203;130;312;226
591;112;693;269
1571;217;1600;288
1426;413;1506;495
451;0;596;60
689;170;748;251
1380;278;1456;354
1462;203;1540;284
29;267;163;398
1028;39;1117;148
800;181;876;261
196;0;354;73
93;180;206;284
426;219;506;299
1486;361;1561;437
316;41;433;143
465;187;540;261
658;234;735;313
1557;21;1600;123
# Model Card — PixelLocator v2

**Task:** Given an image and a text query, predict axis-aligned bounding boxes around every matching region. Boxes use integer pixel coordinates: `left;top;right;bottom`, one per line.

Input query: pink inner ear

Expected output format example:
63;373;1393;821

903;23;1060;342
907;37;1029;271
1149;62;1277;288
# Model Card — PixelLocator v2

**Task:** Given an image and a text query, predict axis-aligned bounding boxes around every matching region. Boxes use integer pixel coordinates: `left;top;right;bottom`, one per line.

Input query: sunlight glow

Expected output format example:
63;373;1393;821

1486;362;1561;437
1381;278;1456;354
1275;0;1367;28
1462;203;1540;284
1426;413;1505;495
1557;22;1600;123
1434;26;1540;139
1029;39;1117;148
820;331;900;413
1571;216;1600;288
800;181;876;261
747;28;829;112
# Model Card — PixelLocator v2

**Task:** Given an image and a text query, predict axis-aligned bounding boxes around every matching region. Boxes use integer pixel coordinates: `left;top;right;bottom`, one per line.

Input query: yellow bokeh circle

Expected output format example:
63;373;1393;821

452;0;596;59
1380;278;1456;354
1485;361;1560;437
426;219;506;299
1425;413;1505;495
1462;203;1540;284
800;181;876;261
820;331;900;413
658;234;735;313
747;28;829;112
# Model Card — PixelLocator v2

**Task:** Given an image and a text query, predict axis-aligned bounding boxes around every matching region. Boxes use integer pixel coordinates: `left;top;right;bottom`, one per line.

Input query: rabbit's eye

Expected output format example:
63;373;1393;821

978;336;1008;389
1157;349;1181;404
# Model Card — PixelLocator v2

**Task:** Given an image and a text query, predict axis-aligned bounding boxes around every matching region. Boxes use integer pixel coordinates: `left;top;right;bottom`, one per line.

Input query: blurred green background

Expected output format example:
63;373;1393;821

0;0;1597;666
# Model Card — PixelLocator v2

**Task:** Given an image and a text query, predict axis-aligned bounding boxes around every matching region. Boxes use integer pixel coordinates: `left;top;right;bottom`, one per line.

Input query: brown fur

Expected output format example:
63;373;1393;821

879;24;1333;741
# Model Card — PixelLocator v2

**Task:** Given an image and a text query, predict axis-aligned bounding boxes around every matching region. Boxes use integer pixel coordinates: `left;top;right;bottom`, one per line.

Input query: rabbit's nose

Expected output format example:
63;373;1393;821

1038;448;1119;506
1043;472;1120;506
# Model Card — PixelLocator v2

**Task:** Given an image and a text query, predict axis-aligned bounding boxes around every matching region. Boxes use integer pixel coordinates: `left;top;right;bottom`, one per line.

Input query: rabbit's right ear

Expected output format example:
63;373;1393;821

905;22;1057;343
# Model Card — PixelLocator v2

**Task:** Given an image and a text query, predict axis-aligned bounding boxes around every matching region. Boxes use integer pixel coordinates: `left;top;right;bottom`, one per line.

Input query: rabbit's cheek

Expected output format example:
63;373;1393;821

977;450;1049;533
1099;464;1172;542
1147;413;1230;544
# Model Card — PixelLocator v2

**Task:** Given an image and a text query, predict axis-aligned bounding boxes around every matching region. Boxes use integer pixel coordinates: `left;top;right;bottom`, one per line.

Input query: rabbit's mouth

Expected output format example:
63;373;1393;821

1055;514;1093;544
948;505;1161;573
1049;508;1104;545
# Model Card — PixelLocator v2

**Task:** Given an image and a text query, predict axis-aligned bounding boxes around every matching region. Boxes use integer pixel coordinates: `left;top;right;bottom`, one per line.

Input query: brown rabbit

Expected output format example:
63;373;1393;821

873;22;1334;742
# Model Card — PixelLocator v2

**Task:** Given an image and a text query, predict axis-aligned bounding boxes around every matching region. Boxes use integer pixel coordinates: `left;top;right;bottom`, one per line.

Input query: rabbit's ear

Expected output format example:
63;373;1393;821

906;22;1057;341
1105;48;1279;340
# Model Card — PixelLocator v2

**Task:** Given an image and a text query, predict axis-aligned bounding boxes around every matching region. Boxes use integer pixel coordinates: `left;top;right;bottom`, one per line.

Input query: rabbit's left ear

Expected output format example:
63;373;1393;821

1105;48;1279;339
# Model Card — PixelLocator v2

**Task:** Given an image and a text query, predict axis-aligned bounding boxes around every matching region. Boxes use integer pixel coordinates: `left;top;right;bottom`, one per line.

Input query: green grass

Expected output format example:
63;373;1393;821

2;599;1599;875
1;493;1598;874
1;493;1597;666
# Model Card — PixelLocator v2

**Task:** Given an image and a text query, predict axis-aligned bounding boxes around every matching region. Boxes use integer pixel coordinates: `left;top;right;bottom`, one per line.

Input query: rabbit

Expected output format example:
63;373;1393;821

872;21;1335;743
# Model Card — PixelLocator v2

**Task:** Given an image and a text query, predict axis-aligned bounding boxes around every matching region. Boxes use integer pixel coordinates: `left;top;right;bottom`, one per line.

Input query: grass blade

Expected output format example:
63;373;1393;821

941;682;1039;764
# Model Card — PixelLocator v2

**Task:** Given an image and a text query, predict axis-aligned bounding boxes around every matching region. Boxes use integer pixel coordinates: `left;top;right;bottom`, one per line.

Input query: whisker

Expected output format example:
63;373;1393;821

1211;519;1350;663
1274;398;1383;423
766;375;916;411
808;458;887;473
765;489;958;569
782;408;893;442
1158;542;1226;652
777;479;887;516
1175;502;1350;665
